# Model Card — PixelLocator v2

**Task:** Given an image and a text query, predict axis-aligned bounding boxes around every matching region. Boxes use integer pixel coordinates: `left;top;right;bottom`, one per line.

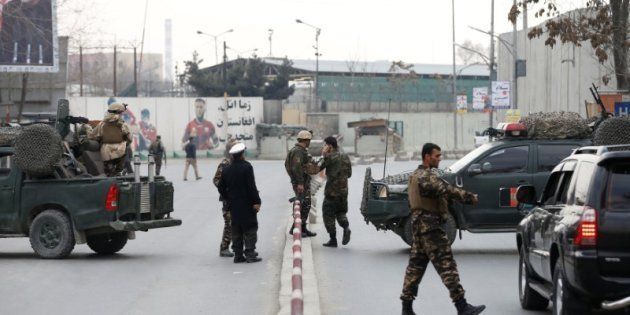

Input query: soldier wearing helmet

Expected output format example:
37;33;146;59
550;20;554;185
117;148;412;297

89;102;132;176
284;130;319;237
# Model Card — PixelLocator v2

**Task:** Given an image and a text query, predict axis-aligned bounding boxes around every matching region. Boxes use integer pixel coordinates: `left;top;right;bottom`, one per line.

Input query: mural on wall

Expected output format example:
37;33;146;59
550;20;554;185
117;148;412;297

69;97;264;155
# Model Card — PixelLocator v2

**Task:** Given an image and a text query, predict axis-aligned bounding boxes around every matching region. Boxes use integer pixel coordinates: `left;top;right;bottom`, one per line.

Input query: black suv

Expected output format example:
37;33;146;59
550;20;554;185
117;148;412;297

516;145;630;314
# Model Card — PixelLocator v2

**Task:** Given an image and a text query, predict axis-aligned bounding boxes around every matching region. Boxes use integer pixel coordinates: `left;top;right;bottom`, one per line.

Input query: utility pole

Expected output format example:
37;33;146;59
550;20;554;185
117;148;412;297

133;47;138;96
451;0;458;149
268;29;273;57
488;0;496;128
513;0;518;110
315;28;321;112
79;46;83;97
113;45;117;96
223;41;228;92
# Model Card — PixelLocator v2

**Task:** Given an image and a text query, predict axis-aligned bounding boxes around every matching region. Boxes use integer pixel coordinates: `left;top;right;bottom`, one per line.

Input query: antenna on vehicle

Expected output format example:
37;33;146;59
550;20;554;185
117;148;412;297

383;98;392;179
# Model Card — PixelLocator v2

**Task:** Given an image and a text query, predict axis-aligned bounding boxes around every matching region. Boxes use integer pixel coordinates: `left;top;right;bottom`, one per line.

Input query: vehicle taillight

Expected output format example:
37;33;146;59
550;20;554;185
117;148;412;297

574;207;597;246
105;184;119;212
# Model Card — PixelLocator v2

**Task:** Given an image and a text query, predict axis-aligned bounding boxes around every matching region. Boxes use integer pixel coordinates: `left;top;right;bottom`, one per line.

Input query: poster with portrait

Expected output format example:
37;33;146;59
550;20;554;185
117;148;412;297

0;0;58;72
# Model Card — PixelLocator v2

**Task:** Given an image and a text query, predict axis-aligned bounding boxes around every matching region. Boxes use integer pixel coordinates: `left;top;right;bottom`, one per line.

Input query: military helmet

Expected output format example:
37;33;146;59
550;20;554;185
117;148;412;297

297;130;312;140
108;102;125;113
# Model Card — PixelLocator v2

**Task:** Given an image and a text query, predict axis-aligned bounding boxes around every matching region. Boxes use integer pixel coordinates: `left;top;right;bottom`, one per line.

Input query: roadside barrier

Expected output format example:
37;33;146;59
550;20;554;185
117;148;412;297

291;200;304;315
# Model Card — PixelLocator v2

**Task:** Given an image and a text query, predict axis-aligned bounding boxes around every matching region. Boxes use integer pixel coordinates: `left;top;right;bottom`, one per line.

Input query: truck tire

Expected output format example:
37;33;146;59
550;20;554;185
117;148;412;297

552;260;589;315
442;213;457;246
402;217;414;246
87;232;128;255
14;124;63;177
29;210;75;259
402;214;457;246
519;248;549;310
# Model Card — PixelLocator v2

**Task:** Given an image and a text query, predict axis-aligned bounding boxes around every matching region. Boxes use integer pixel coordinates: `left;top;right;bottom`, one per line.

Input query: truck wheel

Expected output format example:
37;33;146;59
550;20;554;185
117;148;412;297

442;213;457;245
29;210;75;259
402;217;414;246
552;260;589;315
519;248;549;310
87;232;128;255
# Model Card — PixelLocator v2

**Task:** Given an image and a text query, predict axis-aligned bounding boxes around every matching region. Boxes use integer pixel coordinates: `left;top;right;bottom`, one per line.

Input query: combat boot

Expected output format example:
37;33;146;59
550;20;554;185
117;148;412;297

302;225;317;237
322;237;337;248
246;255;262;263
342;227;351;245
455;299;485;315
234;255;246;263
220;249;235;257
401;300;415;315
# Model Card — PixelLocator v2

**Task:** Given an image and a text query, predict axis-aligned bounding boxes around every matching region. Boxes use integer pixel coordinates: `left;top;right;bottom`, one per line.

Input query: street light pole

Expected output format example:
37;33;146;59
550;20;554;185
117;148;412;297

268;29;274;57
489;0;496;128
196;29;234;65
296;19;322;112
513;0;518;110
452;0;458;149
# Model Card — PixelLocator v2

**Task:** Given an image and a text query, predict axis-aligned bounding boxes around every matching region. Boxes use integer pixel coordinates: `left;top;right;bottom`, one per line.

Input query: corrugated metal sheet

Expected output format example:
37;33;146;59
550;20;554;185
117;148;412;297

263;58;489;77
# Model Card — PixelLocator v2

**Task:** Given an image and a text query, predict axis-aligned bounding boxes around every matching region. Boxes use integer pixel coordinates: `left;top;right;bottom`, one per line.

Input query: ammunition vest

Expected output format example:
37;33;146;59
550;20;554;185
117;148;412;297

101;122;125;144
408;170;440;214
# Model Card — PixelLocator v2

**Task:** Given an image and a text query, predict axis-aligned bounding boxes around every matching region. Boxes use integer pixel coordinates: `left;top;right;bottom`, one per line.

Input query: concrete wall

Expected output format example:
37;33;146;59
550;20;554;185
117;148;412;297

497;23;617;119
70;97;264;156
337;112;489;153
0;36;69;117
263;99;283;124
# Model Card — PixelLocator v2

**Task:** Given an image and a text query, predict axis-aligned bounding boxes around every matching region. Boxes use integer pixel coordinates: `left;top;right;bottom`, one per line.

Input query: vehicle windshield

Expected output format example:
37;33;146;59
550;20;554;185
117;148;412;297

607;163;630;211
446;143;494;174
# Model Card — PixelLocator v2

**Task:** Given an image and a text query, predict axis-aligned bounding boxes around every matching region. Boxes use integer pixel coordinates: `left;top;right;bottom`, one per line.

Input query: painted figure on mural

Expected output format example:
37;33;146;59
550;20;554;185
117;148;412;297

138;108;157;151
182;98;219;150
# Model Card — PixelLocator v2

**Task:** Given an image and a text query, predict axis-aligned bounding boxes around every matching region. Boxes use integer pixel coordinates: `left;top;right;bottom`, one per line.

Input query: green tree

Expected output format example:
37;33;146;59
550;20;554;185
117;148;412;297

509;0;629;90
264;58;295;99
181;54;295;99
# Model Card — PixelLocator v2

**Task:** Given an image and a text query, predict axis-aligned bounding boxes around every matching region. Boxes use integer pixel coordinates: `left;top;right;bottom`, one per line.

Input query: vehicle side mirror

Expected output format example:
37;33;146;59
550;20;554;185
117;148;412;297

467;164;482;176
482;162;492;173
516;185;536;206
516;185;537;214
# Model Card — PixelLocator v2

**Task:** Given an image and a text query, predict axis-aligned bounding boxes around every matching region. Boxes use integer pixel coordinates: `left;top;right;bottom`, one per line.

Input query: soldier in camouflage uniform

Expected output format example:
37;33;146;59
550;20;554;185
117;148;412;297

401;143;485;315
89;102;132;177
213;139;238;258
319;136;352;247
284;130;319;237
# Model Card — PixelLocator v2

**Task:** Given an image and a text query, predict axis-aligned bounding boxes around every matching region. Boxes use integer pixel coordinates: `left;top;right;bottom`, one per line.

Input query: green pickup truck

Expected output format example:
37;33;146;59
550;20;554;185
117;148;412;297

360;136;591;245
0;116;181;258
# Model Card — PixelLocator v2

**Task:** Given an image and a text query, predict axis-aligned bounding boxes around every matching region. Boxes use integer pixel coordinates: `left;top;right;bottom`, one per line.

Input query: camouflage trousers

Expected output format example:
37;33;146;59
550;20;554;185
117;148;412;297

322;196;349;237
232;223;258;258
220;207;232;251
292;183;311;223
154;157;163;176
400;211;465;303
104;156;125;177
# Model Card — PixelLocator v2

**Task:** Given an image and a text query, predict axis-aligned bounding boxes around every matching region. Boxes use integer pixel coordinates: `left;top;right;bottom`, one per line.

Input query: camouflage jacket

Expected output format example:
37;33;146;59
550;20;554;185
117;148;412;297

320;150;352;198
89;113;132;144
284;144;318;185
213;158;231;202
148;140;166;158
408;166;475;217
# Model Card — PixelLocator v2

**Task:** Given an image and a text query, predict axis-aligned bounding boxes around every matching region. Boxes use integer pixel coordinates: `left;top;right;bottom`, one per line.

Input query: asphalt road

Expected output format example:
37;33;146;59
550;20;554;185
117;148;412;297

312;160;551;315
0;159;557;315
0;159;294;315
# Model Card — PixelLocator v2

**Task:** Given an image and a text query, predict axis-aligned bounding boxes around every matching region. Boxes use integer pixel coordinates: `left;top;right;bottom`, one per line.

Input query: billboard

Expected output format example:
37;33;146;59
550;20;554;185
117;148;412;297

472;87;488;111
491;81;511;109
0;0;58;72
